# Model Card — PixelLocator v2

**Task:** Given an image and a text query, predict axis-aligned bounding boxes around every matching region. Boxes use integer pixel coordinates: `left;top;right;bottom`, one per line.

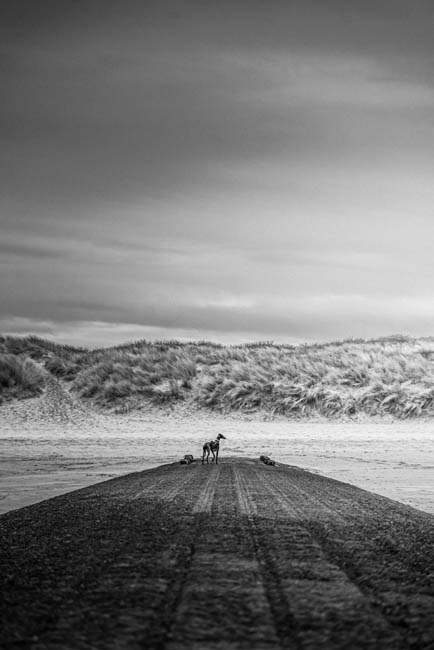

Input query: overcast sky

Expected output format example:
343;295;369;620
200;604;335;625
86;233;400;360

1;0;434;347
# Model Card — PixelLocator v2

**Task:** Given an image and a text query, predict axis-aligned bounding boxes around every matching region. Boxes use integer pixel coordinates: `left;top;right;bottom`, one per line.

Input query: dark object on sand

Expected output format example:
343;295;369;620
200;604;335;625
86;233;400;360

180;454;194;464
260;455;275;466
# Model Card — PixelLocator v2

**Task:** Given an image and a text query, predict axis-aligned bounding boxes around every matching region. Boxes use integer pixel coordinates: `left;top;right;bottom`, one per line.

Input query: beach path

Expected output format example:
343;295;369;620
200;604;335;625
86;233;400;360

1;457;434;649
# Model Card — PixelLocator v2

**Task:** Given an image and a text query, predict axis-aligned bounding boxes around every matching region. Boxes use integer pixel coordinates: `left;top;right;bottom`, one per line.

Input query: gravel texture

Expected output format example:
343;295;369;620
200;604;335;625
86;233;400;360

2;458;434;650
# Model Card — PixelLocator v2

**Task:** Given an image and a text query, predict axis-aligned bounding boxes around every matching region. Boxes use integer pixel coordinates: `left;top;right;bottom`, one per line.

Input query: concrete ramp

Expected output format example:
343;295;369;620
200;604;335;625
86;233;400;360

1;457;434;649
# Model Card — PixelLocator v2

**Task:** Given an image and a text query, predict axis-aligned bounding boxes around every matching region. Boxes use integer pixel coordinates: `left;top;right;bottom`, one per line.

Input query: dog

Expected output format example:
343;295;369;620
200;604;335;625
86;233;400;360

202;434;226;464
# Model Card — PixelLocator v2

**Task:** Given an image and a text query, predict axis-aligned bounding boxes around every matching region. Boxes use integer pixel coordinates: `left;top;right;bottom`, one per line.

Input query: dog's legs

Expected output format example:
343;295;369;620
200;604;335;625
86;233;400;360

204;445;210;464
215;449;219;464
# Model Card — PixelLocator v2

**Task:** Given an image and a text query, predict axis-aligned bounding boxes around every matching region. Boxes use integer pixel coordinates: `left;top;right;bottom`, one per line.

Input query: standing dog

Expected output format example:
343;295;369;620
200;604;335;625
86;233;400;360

202;434;226;464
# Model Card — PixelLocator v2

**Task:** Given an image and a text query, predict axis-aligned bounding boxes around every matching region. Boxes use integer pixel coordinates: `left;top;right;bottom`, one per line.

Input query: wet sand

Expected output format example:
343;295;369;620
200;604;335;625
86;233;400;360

2;457;434;649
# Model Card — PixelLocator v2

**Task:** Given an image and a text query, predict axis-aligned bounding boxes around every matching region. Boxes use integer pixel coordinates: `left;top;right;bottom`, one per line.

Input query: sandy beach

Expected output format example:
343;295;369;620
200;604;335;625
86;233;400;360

2;379;434;515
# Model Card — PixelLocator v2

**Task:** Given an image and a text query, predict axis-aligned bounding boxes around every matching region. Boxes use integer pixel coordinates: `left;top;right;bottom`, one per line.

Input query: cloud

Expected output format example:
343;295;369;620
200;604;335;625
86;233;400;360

0;241;63;260
2;2;433;212
1;1;434;345
4;293;434;348
0;316;303;348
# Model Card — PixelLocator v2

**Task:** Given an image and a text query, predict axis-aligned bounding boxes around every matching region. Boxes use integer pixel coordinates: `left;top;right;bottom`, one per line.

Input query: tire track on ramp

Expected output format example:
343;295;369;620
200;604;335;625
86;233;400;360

165;464;281;650
259;468;347;524
260;466;434;647
12;466;212;650
132;465;196;501
273;467;372;522
233;464;303;650
237;463;406;650
192;465;220;513
4;498;201;650
83;463;192;502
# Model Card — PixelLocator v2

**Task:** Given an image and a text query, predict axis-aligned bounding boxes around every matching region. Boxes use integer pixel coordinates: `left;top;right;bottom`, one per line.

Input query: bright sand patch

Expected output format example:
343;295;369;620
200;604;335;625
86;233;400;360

2;391;434;515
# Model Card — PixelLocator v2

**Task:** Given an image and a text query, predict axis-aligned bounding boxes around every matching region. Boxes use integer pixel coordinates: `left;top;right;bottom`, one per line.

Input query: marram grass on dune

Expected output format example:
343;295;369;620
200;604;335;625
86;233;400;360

2;334;434;418
0;353;45;402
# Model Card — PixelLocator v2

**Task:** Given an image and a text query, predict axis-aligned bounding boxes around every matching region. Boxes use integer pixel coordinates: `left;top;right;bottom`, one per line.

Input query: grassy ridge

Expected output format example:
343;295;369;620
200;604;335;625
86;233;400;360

2;334;434;418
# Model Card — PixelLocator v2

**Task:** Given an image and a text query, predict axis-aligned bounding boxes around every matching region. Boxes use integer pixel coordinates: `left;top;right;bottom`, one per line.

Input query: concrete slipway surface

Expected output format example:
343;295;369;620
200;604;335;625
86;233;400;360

1;457;434;650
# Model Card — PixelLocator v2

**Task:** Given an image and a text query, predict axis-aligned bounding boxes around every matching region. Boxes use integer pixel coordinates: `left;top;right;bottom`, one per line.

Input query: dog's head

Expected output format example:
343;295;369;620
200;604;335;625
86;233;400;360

217;434;226;440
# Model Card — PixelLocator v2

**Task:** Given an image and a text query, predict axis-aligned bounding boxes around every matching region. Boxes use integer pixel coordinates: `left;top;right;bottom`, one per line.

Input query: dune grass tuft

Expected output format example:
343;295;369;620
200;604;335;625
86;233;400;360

0;353;46;401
